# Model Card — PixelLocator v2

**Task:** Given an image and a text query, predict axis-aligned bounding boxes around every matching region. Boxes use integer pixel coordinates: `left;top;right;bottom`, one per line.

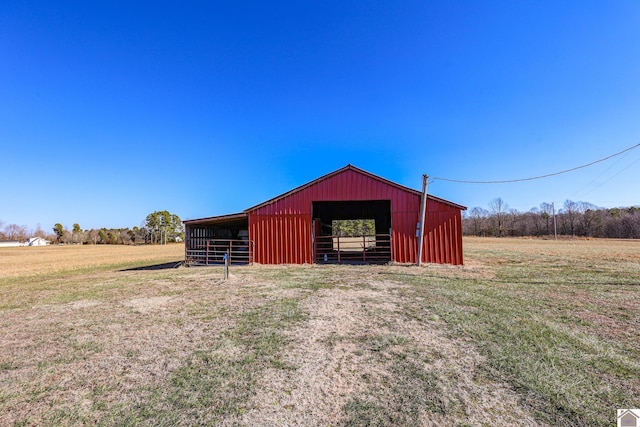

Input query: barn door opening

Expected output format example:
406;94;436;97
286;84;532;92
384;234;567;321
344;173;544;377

184;216;252;265
312;200;391;264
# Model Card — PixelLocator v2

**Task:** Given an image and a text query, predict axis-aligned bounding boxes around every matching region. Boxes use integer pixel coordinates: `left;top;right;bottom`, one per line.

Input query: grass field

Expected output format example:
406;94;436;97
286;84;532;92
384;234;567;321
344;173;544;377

0;238;638;426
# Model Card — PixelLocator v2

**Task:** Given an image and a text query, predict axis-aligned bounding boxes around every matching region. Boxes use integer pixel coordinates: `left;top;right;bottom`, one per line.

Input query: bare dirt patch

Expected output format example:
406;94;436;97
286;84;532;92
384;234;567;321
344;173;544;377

123;296;174;313
237;271;542;426
66;299;101;310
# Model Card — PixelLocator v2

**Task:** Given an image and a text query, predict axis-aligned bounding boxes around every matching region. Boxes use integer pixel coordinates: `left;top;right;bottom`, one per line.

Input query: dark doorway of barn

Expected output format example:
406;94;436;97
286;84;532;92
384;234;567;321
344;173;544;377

312;200;391;264
185;215;252;265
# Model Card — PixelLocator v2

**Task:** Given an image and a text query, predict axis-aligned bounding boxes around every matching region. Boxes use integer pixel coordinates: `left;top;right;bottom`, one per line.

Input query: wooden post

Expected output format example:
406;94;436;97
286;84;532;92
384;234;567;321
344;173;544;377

223;249;229;280
184;226;188;265
362;235;366;263
417;174;428;266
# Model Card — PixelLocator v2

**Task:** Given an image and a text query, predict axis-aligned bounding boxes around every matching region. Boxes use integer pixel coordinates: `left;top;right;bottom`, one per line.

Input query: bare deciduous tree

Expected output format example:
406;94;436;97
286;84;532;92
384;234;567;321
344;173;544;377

540;203;554;235
88;229;99;244
3;224;28;242
462;199;639;239
32;223;47;239
469;207;489;236
563;200;579;236
527;208;543;236
488;198;508;237
120;229;132;245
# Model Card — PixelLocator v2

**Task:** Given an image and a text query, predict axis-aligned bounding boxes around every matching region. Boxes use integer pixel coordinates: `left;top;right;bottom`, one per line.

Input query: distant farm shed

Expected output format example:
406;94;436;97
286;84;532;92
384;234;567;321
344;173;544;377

25;237;49;246
184;165;466;265
0;241;21;248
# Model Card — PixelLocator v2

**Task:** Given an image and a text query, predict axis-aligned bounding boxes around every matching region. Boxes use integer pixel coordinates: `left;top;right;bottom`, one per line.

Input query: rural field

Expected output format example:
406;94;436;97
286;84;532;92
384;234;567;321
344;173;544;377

0;238;638;426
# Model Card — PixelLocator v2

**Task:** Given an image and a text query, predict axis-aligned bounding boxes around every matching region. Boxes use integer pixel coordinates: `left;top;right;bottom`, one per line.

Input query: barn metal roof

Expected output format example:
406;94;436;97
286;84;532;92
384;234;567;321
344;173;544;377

183;212;247;225
244;164;467;212
184;165;466;226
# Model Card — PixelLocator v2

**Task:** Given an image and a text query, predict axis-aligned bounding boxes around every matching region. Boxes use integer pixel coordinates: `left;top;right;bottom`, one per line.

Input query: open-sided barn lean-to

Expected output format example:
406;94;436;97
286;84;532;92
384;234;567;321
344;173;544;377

184;165;466;265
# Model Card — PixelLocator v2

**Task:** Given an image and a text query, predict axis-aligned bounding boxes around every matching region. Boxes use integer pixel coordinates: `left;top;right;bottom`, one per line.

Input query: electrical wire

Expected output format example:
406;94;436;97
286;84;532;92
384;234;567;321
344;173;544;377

569;149;632;198
577;154;640;197
430;142;640;184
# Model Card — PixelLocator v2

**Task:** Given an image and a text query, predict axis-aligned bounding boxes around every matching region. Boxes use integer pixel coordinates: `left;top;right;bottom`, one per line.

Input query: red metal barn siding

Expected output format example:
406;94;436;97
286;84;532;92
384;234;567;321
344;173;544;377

247;167;464;265
249;214;311;264
422;202;463;265
391;189;419;263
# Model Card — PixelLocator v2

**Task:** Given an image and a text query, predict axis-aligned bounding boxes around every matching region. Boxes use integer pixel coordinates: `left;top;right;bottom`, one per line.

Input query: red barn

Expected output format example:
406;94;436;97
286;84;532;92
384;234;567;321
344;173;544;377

184;165;466;265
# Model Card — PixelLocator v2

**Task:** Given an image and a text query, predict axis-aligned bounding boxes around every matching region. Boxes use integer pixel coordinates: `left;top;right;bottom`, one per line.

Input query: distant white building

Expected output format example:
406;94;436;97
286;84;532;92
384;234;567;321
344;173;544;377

25;237;49;246
0;240;21;247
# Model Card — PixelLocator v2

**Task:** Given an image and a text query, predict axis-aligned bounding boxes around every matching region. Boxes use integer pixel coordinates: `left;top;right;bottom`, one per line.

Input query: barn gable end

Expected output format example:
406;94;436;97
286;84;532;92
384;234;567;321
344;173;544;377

246;165;464;264
184;165;466;265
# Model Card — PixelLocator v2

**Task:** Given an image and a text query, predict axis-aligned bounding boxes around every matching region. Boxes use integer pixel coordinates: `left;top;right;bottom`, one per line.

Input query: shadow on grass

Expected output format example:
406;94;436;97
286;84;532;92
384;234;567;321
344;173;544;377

120;261;184;271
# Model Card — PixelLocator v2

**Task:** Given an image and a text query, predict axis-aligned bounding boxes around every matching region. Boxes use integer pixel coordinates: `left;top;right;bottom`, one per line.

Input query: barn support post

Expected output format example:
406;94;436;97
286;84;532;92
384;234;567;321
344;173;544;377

362;235;366;263
184;226;188;264
417;174;428;266
223;249;229;280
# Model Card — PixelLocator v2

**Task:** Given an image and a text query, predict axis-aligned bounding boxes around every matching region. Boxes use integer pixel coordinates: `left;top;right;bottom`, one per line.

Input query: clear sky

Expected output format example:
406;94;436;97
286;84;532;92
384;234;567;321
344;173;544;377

2;1;640;231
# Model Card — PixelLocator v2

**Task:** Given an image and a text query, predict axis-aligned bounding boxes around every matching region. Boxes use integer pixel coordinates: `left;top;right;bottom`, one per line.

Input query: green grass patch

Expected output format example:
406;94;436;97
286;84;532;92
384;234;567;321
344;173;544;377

101;297;307;425
342;334;449;426
385;247;640;427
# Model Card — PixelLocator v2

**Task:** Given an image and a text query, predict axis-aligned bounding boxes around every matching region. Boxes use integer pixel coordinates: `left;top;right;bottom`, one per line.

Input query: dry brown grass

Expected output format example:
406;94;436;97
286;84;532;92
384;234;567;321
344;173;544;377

0;239;638;426
464;235;640;263
0;244;184;278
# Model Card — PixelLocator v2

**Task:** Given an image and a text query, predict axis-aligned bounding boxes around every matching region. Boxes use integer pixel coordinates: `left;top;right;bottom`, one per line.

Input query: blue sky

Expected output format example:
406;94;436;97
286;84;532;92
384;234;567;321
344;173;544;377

2;1;640;230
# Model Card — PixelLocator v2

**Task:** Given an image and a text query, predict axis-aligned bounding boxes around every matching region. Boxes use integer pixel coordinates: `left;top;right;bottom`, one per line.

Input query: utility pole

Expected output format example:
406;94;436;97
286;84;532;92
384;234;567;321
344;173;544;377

417;174;428;266
552;202;558;240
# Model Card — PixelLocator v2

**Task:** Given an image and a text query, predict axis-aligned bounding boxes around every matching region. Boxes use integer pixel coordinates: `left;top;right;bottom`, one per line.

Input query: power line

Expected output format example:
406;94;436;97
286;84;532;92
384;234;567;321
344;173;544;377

569;149;632;198
577;154;640;197
431;142;640;184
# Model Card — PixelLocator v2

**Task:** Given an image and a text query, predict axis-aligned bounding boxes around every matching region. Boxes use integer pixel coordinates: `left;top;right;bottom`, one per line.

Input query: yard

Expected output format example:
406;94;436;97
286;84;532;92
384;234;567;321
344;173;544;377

0;238;638;426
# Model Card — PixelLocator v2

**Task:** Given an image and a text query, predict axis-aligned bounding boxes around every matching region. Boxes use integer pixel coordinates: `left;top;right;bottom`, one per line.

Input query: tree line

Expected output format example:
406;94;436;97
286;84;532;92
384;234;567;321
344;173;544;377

0;210;184;245
463;198;640;238
332;219;376;237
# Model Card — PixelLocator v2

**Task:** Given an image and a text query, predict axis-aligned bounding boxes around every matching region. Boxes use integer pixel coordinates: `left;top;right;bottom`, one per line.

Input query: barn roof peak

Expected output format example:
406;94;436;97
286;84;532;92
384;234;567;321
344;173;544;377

245;164;466;212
